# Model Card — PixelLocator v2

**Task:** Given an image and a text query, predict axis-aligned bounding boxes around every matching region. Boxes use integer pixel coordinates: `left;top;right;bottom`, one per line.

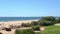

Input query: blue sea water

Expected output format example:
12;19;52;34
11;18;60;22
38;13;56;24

0;17;41;22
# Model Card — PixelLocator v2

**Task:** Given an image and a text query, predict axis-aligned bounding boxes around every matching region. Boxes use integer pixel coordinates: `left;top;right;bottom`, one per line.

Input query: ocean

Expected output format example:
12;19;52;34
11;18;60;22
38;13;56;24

0;17;41;22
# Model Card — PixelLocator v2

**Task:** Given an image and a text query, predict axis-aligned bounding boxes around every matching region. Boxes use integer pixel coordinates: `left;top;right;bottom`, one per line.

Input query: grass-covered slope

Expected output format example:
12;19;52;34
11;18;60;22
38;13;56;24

39;25;60;34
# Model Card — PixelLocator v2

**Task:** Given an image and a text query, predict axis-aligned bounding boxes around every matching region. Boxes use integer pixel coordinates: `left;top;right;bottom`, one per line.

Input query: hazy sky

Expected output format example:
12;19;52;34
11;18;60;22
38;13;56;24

0;0;60;17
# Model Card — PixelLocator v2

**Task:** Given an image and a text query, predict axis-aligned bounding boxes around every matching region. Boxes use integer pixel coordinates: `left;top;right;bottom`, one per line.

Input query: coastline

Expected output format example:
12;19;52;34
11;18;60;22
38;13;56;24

9;19;38;22
0;20;38;28
0;19;38;22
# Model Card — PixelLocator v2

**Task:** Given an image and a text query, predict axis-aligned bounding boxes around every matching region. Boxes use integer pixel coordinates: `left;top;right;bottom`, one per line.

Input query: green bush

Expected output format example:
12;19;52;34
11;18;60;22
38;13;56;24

56;18;60;23
31;21;39;26
38;16;56;26
21;23;31;27
32;25;40;31
15;30;21;34
15;29;35;34
39;16;56;21
40;20;55;26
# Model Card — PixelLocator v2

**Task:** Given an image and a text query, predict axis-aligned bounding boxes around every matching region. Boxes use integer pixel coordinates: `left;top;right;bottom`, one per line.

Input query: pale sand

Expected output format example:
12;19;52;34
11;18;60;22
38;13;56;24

0;20;38;27
0;29;15;34
54;23;60;26
0;20;38;34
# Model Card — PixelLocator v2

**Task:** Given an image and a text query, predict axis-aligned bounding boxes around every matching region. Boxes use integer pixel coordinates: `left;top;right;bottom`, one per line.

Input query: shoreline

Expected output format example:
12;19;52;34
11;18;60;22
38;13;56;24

0;19;38;22
0;20;38;28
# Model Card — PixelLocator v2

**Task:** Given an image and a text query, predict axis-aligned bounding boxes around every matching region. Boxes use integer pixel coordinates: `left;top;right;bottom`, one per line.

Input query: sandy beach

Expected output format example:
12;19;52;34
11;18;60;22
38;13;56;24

0;20;38;27
0;20;38;34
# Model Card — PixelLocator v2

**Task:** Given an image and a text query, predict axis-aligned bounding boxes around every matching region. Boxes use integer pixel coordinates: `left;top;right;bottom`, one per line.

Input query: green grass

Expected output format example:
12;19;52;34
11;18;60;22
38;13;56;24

36;25;60;34
15;29;35;34
15;25;60;34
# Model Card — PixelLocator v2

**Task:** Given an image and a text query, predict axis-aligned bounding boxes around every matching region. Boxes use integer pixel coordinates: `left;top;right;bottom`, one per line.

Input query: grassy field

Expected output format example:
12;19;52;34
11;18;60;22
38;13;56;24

36;25;60;34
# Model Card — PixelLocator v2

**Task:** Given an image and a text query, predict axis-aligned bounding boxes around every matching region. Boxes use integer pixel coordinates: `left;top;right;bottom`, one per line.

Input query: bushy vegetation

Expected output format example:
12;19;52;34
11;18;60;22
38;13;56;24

38;16;56;26
56;18;60;23
9;25;16;29
39;20;55;26
15;26;60;34
15;29;35;34
9;25;21;29
39;16;56;21
21;23;31;27
5;28;11;31
15;16;60;34
32;25;40;31
31;21;39;26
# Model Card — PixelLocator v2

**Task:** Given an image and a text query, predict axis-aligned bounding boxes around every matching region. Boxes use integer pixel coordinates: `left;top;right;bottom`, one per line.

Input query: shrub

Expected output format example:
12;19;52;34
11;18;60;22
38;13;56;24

15;29;35;34
21;23;31;27
15;30;21;34
39;16;56;21
32;25;40;31
5;28;11;31
56;18;60;23
10;25;21;29
40;20;55;26
16;25;21;28
9;25;16;29
38;16;56;26
31;21;39;26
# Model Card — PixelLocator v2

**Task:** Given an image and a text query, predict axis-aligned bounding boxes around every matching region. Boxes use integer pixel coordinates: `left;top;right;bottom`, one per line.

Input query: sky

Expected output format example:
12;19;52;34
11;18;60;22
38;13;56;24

0;0;60;17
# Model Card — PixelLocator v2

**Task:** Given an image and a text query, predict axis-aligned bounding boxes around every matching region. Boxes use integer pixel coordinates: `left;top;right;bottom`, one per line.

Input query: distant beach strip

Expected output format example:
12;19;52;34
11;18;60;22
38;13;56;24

0;17;41;22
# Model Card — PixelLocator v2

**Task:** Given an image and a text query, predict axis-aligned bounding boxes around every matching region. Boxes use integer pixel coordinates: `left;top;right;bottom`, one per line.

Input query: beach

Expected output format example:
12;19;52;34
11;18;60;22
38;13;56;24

0;20;38;34
0;20;38;27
